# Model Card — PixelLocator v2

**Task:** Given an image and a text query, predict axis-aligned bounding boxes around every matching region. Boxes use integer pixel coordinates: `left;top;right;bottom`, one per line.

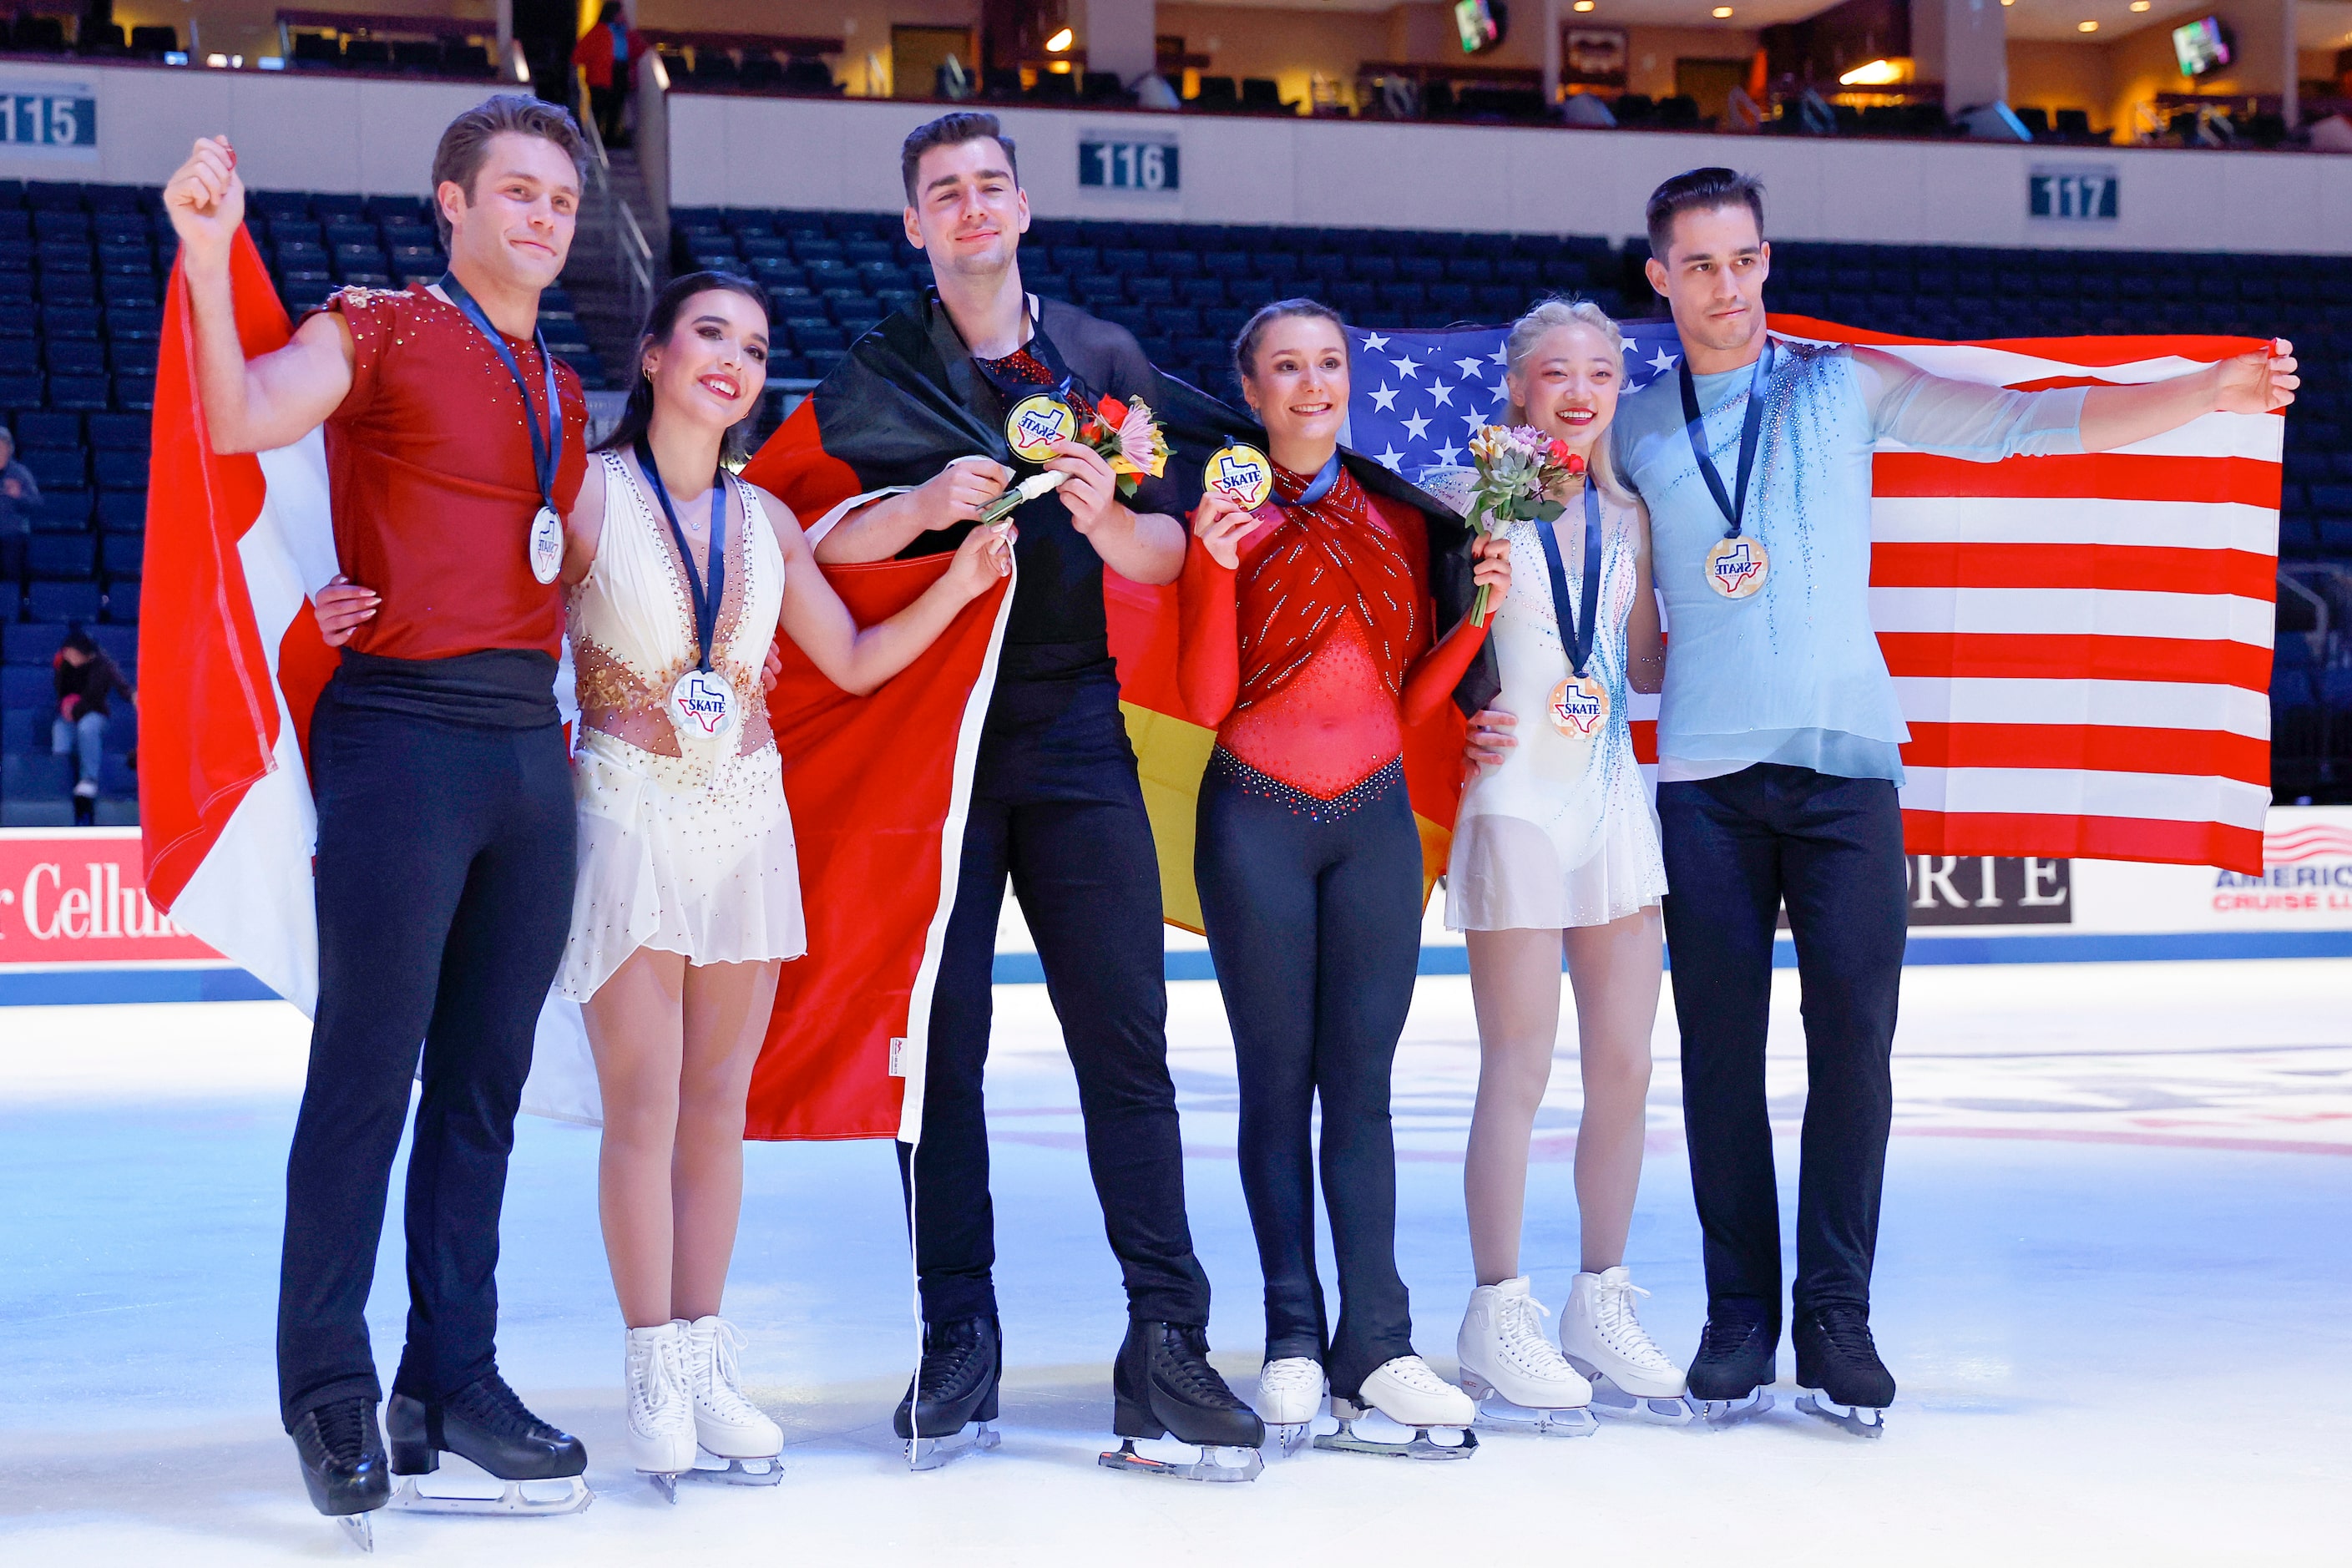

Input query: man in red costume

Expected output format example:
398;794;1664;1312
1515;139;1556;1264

163;96;595;1540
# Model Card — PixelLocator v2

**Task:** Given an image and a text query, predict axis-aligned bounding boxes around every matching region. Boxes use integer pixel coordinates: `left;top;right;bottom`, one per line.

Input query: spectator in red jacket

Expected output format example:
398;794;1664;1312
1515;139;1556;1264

572;3;642;148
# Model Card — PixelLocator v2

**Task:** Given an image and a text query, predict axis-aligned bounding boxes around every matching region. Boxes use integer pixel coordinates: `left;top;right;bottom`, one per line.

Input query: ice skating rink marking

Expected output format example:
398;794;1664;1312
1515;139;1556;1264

0;959;2346;1565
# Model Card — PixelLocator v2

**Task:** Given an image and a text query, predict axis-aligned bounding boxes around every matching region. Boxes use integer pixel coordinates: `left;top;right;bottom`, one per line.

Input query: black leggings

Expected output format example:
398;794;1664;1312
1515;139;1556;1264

1194;752;1424;1398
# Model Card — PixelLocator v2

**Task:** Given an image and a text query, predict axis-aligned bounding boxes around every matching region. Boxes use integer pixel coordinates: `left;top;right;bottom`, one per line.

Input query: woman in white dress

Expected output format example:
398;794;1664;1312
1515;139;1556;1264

557;272;1010;1494
1419;299;1691;1424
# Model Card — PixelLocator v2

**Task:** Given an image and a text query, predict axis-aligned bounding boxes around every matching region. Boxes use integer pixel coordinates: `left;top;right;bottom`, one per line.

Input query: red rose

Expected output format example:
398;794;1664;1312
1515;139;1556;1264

1565;453;1587;476
1549;438;1571;465
1097;395;1129;426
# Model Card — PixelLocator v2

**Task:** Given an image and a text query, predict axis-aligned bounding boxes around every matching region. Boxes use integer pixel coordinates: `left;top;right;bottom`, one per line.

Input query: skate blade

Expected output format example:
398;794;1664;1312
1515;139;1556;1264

685;1449;784;1486
1268;1421;1312;1457
1462;1378;1597;1438
1797;1389;1885;1439
336;1512;375;1553
644;1469;679;1505
1697;1390;1774;1430
1313;1422;1479;1460
905;1421;1000;1472
1565;1362;1703;1428
1097;1438;1263;1483
387;1474;593;1516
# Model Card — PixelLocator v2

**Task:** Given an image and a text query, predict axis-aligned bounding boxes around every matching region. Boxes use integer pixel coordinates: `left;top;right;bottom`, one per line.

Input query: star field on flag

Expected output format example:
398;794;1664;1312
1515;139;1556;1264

1343;318;1684;478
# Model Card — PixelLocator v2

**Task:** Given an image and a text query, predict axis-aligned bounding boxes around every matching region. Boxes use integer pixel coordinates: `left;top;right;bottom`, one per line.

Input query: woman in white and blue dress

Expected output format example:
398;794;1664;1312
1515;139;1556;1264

555;271;1009;1495
1419;298;1690;1424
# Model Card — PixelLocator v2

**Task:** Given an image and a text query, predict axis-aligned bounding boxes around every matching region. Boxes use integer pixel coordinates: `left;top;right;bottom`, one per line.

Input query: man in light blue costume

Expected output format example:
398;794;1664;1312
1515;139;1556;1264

1479;167;2296;1437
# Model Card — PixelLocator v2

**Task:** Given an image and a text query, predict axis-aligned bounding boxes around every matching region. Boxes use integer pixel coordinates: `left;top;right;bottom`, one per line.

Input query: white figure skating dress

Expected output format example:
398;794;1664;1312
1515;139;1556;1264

557;450;805;1000
1421;468;1667;931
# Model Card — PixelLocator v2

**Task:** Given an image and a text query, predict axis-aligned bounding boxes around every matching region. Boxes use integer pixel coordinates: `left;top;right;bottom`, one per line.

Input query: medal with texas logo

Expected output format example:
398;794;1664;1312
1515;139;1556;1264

1538;478;1611;741
633;437;740;747
1680;337;1775;602
1203;443;1274;511
1004;392;1077;463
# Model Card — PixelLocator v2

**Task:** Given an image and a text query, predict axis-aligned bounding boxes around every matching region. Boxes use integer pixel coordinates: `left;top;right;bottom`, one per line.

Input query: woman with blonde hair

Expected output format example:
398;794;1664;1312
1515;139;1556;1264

1419;297;1690;1428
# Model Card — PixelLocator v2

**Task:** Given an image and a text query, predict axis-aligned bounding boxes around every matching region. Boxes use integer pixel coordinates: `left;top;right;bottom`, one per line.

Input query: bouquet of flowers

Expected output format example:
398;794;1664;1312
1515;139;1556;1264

979;395;1172;525
1464;423;1586;625
1080;394;1172;497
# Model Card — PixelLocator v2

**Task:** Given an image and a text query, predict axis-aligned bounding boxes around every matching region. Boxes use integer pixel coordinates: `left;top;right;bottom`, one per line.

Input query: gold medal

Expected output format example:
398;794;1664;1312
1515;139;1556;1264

1004;393;1076;463
1706;535;1769;599
1203;443;1274;510
1547;674;1611;739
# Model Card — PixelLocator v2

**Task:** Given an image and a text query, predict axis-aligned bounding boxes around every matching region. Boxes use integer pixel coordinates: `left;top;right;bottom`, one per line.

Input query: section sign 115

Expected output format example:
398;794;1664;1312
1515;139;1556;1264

1080;139;1179;192
0;83;97;151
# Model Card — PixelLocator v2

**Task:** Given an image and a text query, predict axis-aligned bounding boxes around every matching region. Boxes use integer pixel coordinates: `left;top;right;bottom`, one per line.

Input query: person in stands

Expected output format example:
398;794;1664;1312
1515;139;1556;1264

0;424;42;584
53;625;134;827
573;3;642;149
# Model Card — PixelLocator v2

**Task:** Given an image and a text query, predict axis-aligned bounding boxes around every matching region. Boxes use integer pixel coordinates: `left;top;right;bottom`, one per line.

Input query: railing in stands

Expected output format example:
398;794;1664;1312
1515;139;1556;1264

575;66;655;327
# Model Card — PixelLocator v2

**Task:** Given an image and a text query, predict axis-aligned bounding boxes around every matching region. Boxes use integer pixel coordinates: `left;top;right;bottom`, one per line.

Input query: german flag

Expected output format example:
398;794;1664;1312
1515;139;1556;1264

741;305;1487;1144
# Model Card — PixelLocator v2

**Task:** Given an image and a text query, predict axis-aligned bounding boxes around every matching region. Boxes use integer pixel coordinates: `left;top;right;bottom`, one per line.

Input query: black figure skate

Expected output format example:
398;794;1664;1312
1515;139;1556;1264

1794;1303;1895;1439
1100;1320;1266;1482
1687;1300;1778;1429
894;1315;1004;1470
291;1395;390;1552
386;1372;591;1516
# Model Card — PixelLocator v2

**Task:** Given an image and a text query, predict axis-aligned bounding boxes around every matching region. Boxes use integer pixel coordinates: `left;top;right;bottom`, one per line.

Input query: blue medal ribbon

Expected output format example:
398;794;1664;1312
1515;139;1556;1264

1677;336;1774;542
632;438;729;673
438;273;563;517
1276;451;1343;508
1534;479;1605;678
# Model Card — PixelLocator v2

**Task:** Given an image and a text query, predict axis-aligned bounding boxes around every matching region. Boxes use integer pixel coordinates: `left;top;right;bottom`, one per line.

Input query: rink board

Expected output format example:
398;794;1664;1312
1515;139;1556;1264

3;815;2349;1005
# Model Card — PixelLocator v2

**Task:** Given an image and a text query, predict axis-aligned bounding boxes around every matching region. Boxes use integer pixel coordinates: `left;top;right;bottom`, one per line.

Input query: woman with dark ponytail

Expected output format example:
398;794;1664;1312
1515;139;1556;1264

553;271;1011;1497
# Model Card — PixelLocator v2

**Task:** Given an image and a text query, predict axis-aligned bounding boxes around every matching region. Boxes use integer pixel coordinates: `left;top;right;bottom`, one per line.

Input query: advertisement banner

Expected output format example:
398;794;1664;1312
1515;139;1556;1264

0;829;220;964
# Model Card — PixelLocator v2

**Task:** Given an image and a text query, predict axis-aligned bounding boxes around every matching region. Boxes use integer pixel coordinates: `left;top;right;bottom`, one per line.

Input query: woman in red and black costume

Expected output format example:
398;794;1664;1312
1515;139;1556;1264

1181;300;1510;1454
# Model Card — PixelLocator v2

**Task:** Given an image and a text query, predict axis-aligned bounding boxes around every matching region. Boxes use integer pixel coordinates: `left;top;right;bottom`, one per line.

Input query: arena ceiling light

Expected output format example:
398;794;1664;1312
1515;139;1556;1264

1045;27;1075;53
1712;5;1734;15
1839;58;1907;86
2077;18;2098;30
1574;1;1596;10
2130;2;2151;9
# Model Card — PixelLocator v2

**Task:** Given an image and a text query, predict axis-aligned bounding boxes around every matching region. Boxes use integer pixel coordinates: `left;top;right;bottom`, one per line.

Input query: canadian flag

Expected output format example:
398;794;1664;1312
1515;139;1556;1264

137;232;341;1009
137;235;600;1121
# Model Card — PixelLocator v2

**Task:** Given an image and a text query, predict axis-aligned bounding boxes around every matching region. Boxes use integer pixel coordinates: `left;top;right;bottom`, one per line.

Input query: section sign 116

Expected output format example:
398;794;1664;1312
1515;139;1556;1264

1080;139;1179;192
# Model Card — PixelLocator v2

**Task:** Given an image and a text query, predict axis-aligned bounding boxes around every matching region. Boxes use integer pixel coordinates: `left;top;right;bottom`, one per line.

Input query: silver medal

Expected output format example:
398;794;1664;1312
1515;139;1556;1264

528;504;564;584
668;667;739;745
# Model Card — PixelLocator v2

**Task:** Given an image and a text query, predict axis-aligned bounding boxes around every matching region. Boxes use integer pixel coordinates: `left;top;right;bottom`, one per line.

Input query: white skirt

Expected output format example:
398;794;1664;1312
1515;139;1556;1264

556;730;807;1003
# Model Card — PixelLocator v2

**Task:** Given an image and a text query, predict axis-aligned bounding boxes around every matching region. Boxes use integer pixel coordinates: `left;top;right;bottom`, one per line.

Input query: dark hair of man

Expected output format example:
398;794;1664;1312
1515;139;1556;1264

596;271;772;458
1644;167;1766;259
1232;297;1347;394
900;111;1019;204
428;93;591;245
598;2;622;23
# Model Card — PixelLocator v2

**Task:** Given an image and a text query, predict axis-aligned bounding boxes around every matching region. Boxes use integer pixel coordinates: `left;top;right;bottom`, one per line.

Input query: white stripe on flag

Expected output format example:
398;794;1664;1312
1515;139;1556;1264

1868;586;2274;644
1870;497;2277;554
1891;675;2272;739
1900;765;2272;828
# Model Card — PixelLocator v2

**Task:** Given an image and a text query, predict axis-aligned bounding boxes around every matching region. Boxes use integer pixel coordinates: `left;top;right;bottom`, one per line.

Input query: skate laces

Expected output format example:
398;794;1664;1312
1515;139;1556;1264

449;1370;554;1439
1259;1357;1323;1398
1376;1355;1453;1395
1699;1307;1768;1358
1809;1305;1882;1361
311;1397;376;1461
1493;1291;1575;1378
918;1318;991;1398
630;1330;690;1434
1159;1324;1249;1410
689;1318;766;1424
1592;1277;1676;1373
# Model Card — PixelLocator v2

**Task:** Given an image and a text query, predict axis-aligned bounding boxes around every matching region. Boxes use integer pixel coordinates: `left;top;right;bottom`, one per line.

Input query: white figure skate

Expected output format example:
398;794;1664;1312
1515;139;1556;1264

1561;1267;1702;1426
1457;1277;1597;1437
680;1316;787;1485
626;1322;698;1502
1315;1356;1478;1459
1255;1356;1324;1455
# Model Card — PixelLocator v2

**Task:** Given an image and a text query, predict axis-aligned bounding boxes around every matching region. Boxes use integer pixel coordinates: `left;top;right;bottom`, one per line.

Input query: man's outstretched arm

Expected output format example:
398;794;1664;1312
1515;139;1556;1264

165;136;356;455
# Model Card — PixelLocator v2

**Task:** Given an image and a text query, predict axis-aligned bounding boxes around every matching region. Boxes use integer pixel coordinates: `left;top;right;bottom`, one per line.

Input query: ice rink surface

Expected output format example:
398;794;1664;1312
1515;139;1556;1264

3;959;2347;1565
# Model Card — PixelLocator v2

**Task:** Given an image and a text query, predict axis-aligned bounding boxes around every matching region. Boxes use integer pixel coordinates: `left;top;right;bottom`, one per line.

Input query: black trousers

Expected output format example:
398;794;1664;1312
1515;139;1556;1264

587;83;625;146
898;657;1211;1328
1656;763;1906;1332
1195;756;1422;1398
276;685;575;1429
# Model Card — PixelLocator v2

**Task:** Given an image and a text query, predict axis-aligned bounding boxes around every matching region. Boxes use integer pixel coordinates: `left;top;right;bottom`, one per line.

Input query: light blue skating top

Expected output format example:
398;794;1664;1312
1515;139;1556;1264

1612;337;2088;785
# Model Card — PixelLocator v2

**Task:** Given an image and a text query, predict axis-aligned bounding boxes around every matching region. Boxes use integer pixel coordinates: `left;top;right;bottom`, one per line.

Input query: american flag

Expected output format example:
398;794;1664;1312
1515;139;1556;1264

1342;317;2281;875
